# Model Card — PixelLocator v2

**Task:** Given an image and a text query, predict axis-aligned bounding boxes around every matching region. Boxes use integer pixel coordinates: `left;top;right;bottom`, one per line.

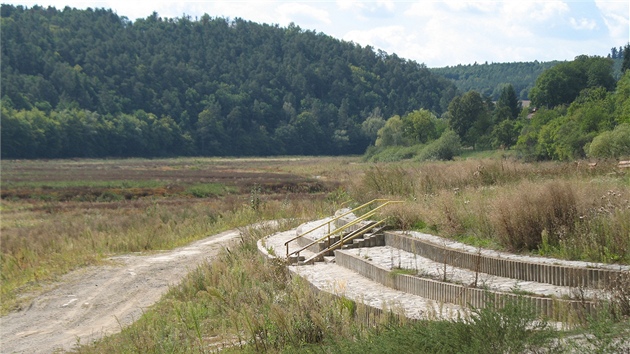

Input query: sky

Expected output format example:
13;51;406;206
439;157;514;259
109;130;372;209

6;0;630;67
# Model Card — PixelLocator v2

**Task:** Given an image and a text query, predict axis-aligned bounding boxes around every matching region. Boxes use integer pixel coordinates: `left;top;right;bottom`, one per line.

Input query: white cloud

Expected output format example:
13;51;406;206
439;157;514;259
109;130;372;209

377;0;395;12
526;0;570;21
595;0;630;41
277;3;331;25
336;0;361;11
343;25;410;50
442;0;498;13
569;17;597;30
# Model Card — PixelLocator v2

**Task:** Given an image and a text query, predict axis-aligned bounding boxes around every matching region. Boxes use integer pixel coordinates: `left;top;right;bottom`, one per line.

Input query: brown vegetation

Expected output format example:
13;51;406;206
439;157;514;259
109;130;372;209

2;156;628;352
352;158;629;263
0;157;345;313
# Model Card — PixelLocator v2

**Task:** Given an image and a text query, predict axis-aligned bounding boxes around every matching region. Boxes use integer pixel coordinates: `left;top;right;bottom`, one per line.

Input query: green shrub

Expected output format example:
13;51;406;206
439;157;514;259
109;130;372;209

588;123;630;158
318;297;555;354
415;130;462;161
184;183;230;198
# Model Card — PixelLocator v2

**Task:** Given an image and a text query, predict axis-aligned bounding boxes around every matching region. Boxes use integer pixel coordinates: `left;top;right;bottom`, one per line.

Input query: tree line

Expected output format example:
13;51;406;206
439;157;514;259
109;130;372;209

429;52;627;101
1;5;457;158
367;53;630;162
429;61;559;101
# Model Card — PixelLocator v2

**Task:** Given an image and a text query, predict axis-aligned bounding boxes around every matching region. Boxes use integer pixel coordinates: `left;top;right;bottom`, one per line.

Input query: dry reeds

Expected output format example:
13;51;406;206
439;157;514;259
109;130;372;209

353;159;629;264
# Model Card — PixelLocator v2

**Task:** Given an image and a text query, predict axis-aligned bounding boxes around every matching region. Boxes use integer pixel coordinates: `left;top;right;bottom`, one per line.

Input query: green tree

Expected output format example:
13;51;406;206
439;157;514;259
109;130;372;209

360;107;386;143
417;129;462;161
495;84;521;120
0;106;36;158
622;43;630;74
402;109;441;144
614;70;630;124
491;119;522;149
375;115;406;147
447;91;491;147
196;101;226;156
530;56;614;108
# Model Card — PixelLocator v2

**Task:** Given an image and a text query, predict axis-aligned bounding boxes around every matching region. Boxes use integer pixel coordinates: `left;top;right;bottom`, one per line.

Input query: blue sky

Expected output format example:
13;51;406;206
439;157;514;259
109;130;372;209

6;0;629;67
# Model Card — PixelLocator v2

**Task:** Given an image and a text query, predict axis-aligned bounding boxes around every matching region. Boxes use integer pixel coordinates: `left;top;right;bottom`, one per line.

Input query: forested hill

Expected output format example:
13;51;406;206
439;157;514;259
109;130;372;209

1;5;457;158
430;61;561;100
430;58;625;101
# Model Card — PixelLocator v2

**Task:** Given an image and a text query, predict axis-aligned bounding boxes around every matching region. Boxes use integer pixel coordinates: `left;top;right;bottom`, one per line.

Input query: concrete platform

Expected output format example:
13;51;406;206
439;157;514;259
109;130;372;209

259;227;465;320
257;215;625;322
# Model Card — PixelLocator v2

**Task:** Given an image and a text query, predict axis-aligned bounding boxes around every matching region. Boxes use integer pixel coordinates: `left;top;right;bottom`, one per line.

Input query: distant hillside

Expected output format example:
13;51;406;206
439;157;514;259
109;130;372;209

430;58;625;101
1;5;457;158
430;61;561;100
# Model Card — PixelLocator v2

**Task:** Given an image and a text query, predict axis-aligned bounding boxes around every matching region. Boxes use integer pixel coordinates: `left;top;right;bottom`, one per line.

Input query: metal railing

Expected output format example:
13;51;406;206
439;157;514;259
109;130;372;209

302;218;387;264
283;199;388;257
285;199;402;261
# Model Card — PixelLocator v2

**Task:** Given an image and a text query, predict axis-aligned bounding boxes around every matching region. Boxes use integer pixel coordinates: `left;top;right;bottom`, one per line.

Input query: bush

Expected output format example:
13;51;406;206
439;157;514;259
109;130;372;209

416;130;462;161
588;123;630;158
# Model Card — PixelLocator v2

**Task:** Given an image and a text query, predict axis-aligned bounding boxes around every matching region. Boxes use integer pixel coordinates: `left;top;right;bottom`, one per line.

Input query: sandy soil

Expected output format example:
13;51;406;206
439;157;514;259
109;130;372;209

0;229;242;353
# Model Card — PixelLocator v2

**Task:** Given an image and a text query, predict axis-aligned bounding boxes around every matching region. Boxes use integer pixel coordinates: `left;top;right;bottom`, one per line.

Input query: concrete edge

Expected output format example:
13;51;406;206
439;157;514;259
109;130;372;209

335;250;596;321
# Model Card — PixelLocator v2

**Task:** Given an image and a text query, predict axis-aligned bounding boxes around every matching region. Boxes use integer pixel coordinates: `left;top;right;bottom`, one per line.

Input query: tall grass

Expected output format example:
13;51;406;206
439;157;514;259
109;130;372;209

0;197;335;314
351;159;630;263
316;298;557;354
77;224;629;353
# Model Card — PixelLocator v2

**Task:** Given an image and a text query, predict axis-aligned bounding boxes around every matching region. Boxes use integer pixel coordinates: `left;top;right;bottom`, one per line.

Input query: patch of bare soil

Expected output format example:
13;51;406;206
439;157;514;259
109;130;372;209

0;229;242;353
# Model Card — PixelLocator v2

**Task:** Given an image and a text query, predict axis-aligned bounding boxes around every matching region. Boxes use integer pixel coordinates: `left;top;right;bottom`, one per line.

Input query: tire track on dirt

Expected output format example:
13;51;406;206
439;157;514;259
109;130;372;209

0;229;241;353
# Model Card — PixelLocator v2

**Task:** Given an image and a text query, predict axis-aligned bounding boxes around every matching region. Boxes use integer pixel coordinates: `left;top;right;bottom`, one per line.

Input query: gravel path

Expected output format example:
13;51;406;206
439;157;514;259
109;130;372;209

0;229;241;353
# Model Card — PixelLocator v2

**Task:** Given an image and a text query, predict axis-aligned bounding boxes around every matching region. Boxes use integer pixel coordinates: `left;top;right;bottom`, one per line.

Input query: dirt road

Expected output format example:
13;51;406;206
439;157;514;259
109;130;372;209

0;229;242;353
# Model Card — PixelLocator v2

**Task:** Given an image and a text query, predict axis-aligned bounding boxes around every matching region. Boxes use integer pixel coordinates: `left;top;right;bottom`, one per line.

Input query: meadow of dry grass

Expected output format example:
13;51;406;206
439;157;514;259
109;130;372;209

0;157;353;313
350;158;630;263
1;155;628;352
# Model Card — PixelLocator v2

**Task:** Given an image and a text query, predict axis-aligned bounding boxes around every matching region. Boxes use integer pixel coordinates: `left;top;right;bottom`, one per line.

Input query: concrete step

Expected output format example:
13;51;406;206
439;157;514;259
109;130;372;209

287;255;305;265
290;262;463;320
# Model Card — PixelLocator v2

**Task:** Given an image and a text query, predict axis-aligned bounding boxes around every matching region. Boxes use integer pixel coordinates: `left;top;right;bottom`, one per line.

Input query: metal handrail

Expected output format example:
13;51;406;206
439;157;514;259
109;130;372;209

287;200;403;259
288;210;377;258
303;219;386;264
284;199;389;257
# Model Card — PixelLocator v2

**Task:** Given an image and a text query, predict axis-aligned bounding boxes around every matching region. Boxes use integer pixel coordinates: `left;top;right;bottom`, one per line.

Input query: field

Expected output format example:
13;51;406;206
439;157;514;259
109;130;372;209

0;157;358;314
1;156;629;352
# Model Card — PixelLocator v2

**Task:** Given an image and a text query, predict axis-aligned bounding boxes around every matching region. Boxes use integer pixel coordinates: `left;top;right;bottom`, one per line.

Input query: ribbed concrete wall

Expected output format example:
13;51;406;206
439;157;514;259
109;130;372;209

258;240;408;326
383;232;624;289
298;276;408;326
335;250;594;321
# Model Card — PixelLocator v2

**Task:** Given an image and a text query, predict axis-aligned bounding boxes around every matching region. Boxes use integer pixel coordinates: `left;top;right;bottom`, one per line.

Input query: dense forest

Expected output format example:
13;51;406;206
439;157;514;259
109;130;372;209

429;54;625;101
0;5;458;158
430;61;560;100
2;5;629;161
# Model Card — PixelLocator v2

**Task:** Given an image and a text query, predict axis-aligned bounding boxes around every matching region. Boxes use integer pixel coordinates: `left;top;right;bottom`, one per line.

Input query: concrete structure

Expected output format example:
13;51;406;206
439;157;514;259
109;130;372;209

258;212;629;322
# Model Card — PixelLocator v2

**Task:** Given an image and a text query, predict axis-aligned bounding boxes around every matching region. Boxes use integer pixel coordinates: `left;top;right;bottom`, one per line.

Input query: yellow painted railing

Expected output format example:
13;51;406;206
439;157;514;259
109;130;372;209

285;199;402;260
283;199;388;257
302;218;387;264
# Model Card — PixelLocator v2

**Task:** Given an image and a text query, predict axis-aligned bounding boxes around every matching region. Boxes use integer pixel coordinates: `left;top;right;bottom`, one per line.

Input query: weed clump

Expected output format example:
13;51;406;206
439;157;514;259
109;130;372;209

492;181;578;252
